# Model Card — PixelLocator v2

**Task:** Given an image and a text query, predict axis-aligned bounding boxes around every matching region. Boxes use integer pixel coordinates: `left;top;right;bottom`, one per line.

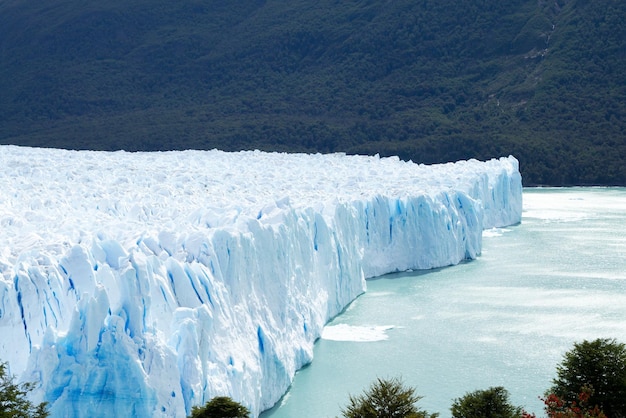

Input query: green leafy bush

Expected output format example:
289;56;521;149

188;396;250;418
340;377;438;418
0;361;49;418
450;386;524;418
549;338;626;418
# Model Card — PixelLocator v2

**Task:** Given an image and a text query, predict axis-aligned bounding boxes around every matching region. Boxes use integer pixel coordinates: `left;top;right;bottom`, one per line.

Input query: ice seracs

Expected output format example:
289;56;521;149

0;146;522;417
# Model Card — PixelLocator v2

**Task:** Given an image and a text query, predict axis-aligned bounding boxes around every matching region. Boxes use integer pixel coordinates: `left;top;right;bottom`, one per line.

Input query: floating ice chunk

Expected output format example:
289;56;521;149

321;324;396;342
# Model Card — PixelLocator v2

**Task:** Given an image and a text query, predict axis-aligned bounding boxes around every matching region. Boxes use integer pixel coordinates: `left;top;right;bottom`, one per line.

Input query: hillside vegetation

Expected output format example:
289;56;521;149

1;0;624;185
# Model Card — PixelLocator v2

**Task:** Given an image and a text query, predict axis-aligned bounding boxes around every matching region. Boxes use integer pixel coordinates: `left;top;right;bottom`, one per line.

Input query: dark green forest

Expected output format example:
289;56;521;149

1;0;624;185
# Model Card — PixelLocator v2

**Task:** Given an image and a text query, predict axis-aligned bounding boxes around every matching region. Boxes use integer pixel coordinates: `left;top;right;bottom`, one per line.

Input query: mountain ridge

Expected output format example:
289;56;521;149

1;0;624;185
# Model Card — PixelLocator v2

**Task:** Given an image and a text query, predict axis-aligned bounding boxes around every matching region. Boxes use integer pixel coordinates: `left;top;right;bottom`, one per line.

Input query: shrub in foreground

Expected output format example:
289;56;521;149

540;386;607;418
0;361;49;418
340;377;439;418
549;338;626;418
188;396;250;418
450;386;525;418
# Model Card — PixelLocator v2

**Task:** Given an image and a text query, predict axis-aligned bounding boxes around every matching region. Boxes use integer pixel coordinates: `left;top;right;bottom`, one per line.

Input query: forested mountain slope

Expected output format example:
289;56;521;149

1;0;624;185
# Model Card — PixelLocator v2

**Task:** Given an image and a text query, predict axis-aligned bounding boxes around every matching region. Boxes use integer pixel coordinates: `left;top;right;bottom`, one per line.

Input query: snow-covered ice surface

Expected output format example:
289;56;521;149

0;146;522;417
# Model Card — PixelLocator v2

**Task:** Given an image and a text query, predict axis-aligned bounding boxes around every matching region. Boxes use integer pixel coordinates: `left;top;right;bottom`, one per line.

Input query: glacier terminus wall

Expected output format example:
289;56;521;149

0;147;522;417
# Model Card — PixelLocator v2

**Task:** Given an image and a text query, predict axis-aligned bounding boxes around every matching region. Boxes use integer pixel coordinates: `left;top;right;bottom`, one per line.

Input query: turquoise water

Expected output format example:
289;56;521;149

261;188;626;418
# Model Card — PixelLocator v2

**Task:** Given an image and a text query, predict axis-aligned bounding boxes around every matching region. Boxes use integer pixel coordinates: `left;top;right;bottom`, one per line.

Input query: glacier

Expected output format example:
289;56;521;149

0;146;522;417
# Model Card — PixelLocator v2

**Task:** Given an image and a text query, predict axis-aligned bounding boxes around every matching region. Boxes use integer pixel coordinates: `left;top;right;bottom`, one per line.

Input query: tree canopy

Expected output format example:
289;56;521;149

549;338;626;418
0;362;49;418
340;377;438;418
188;396;250;418
450;386;525;418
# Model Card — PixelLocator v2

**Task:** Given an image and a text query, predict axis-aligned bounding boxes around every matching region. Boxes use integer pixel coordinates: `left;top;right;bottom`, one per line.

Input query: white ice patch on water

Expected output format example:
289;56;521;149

321;324;396;342
482;228;512;238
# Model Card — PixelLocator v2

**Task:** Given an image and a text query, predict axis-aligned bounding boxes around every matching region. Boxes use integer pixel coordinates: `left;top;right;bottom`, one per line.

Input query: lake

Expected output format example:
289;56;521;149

261;188;626;418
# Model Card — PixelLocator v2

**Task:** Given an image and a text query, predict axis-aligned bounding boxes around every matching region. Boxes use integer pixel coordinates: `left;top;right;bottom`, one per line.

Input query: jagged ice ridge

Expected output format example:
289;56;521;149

0;146;522;417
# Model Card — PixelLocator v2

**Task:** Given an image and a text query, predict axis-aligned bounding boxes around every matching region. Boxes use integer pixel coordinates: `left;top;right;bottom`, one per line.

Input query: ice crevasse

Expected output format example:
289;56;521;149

0;146;522;417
